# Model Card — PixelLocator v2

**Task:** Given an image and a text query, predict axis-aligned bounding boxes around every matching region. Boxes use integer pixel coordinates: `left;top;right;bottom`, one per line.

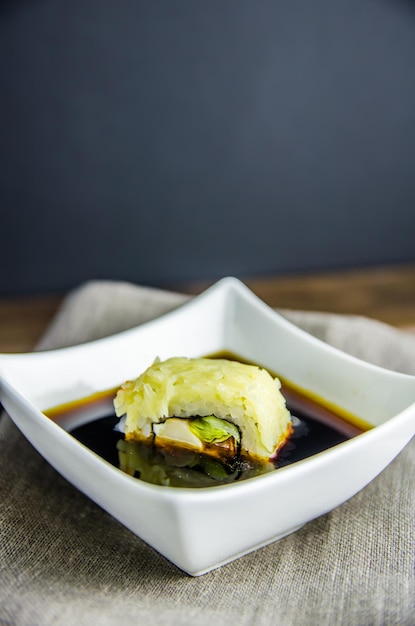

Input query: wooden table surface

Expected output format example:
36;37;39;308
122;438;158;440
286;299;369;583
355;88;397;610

1;263;415;353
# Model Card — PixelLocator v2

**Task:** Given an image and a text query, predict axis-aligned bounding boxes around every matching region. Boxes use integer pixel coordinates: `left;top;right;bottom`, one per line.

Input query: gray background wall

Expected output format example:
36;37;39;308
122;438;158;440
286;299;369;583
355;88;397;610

1;0;415;296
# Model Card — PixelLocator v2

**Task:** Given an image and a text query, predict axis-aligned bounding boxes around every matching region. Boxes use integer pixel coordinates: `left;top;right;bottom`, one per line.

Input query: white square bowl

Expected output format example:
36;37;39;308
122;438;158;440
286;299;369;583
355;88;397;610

1;277;414;575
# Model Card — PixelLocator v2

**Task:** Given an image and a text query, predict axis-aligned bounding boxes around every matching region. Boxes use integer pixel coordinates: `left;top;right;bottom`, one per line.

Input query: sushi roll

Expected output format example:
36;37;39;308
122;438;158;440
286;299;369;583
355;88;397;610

114;356;292;476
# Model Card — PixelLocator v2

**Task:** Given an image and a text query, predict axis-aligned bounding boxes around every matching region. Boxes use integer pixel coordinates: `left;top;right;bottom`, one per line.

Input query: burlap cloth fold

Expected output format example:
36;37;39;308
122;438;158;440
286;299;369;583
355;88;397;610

1;280;414;626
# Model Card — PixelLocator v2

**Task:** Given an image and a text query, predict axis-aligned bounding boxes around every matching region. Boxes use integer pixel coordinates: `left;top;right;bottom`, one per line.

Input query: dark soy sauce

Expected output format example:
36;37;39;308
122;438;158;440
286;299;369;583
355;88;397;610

47;355;370;486
71;414;122;468
66;385;366;482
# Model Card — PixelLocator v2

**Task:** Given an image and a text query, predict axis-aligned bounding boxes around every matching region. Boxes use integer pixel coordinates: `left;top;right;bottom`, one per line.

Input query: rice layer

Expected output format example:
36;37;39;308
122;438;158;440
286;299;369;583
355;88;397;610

114;356;292;460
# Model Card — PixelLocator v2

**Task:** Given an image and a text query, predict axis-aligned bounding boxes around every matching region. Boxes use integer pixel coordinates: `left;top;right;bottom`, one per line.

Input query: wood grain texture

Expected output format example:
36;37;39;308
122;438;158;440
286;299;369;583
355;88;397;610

0;294;63;353
1;264;414;353
178;264;415;331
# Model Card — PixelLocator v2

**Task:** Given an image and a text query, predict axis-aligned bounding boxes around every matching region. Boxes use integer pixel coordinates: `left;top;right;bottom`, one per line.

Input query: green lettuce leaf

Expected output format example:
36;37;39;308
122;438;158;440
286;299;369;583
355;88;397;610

189;416;240;444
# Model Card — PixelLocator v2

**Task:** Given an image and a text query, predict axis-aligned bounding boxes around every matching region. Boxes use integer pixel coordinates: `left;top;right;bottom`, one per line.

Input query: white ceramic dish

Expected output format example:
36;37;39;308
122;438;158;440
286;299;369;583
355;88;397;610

1;278;414;576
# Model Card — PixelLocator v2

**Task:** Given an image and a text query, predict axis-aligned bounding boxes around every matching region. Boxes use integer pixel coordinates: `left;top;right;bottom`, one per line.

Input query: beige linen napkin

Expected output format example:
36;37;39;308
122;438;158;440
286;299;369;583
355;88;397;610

1;280;414;626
